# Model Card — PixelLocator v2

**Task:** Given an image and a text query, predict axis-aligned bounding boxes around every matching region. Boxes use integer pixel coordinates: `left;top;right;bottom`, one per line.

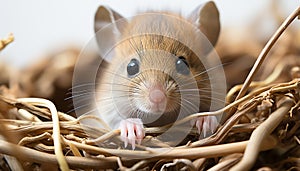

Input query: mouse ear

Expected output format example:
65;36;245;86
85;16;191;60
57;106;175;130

188;1;220;53
94;6;126;62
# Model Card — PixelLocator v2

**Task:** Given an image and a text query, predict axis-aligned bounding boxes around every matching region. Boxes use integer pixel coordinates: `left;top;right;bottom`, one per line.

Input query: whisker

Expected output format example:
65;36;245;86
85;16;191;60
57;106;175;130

197;96;227;104
69;85;138;101
179;76;222;87
76;108;98;116
139;76;149;89
131;108;141;118
97;82;137;88
70;83;98;90
175;99;196;115
184;63;226;83
97;95;130;102
181;98;200;109
66;92;95;100
70;96;130;113
71;96;95;106
70;89;94;95
169;96;192;113
70;81;141;94
176;88;225;94
102;70;142;86
178;90;226;97
68;103;95;114
95;89;137;93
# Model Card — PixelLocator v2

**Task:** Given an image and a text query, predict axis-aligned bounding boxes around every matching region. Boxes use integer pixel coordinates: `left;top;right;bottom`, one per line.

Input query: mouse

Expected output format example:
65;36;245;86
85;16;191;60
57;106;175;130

93;1;222;149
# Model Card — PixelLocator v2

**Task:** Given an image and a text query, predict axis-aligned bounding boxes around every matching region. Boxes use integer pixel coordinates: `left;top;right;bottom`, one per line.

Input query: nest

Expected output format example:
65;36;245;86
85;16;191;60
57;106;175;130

0;6;299;171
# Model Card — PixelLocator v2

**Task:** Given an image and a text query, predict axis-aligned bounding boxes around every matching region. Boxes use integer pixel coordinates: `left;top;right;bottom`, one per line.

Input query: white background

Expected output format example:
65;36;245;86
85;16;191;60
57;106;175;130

0;0;299;68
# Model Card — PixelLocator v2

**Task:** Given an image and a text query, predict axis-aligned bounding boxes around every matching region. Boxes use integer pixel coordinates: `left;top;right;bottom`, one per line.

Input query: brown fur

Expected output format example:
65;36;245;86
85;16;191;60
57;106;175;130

98;12;212;126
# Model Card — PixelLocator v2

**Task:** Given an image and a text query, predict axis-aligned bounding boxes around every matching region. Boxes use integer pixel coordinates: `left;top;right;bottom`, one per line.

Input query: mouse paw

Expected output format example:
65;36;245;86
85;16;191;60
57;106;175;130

119;118;145;149
194;116;219;138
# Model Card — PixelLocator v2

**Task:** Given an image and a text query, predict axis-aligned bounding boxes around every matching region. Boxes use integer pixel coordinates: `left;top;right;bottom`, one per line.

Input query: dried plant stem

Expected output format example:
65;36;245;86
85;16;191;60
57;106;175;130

192;158;206;170
65;136;275;160
17;98;70;171
0;136;273;169
0;95;75;121
69;143;82;157
3;155;24;171
160;137;275;159
0;33;14;51
86;129;120;144
226;62;285;103
208;158;239;171
163;159;197;171
0;114;24;170
0;139;118;169
18;109;42;122
128;160;149;171
18;132;52;146
77;114;111;130
0;75;298;170
228;6;300;118
173;79;282;127
230;99;294;171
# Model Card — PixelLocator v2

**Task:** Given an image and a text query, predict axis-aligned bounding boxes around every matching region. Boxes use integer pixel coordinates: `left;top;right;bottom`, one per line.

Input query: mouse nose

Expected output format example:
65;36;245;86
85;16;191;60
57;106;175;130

149;85;166;103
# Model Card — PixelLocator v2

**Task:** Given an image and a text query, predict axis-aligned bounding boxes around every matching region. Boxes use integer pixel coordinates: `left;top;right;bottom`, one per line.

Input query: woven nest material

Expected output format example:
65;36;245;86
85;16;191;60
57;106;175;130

0;6;300;171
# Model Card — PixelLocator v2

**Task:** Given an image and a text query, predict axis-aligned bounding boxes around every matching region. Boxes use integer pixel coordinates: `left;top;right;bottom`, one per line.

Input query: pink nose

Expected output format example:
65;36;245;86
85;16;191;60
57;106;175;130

149;88;166;103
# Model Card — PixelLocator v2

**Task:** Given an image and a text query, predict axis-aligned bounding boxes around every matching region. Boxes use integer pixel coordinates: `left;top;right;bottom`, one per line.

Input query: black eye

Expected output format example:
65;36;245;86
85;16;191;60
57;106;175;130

176;56;190;75
127;58;140;77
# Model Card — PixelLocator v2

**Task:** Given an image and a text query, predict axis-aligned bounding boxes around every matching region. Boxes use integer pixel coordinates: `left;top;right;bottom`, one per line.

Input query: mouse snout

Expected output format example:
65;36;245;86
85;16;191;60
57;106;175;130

149;84;166;104
149;89;166;103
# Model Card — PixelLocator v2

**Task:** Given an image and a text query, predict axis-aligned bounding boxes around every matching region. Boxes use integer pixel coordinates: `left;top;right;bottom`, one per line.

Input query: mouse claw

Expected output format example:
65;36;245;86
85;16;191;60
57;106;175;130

137;138;142;145
130;138;136;150
124;139;128;148
118;118;145;150
194;116;219;138
119;121;128;147
203;121;208;137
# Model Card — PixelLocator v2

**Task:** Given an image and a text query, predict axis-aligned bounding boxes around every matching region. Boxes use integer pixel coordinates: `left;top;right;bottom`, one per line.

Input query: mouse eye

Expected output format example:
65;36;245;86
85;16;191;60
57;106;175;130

176;56;190;75
127;58;140;77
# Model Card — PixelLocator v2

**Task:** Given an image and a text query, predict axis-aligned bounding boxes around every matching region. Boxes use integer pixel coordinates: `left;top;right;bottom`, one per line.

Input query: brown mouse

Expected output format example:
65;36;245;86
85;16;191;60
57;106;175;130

93;1;224;149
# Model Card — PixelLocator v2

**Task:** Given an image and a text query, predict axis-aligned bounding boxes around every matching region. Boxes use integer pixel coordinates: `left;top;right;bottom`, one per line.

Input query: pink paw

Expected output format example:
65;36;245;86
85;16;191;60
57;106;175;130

194;116;219;138
119;118;145;149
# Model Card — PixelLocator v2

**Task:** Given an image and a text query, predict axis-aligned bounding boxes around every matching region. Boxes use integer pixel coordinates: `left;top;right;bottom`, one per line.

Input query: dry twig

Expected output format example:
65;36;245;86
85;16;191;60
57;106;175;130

0;33;14;51
226;6;300;120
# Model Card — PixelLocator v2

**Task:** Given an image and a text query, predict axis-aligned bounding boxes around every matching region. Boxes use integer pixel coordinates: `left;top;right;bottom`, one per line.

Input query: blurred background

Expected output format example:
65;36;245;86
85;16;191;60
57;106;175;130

0;0;299;68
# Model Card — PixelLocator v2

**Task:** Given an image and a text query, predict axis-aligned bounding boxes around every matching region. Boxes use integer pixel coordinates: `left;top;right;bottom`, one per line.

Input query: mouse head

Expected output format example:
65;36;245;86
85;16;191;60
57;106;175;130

94;2;221;126
94;1;220;62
